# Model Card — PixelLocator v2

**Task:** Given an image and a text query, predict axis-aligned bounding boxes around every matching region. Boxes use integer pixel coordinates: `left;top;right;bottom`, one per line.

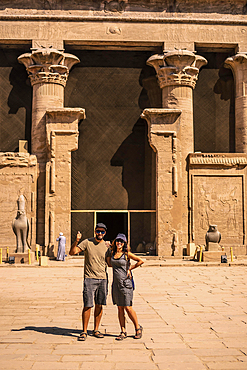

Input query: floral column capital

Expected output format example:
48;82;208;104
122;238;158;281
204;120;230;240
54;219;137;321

18;47;79;87
224;53;247;97
147;49;207;89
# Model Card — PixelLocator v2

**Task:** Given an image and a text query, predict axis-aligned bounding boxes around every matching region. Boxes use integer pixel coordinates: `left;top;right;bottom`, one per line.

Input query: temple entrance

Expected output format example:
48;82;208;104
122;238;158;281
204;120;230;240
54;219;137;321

66;48;159;252
96;211;128;242
71;209;156;251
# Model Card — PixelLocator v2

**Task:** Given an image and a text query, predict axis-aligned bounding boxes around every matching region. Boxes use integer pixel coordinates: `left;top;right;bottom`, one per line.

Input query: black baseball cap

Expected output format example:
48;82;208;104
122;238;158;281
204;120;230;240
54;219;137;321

95;223;107;231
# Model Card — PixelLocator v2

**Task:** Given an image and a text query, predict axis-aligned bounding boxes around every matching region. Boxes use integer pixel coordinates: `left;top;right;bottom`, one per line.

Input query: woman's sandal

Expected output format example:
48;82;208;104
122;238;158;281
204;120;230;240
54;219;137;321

93;330;104;338
115;331;127;341
134;325;143;339
78;332;87;341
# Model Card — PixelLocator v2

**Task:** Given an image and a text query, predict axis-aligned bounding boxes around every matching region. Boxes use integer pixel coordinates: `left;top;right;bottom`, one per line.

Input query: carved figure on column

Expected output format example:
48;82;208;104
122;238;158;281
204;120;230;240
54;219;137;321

12;195;30;253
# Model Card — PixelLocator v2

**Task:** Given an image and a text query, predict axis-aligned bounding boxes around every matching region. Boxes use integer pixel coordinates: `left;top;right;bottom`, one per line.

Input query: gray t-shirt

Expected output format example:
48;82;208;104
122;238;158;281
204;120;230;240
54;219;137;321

78;237;108;279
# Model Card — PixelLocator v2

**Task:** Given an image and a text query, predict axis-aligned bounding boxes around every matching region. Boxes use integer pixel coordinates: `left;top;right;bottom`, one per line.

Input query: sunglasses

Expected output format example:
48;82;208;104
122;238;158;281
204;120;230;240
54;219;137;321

116;239;125;243
95;230;106;234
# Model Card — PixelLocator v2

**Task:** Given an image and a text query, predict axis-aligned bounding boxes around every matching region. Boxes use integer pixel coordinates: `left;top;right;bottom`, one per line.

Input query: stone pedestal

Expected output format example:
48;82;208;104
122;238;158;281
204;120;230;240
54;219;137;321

9;252;35;264
18;48;80;246
199;251;227;263
142;50;207;256
206;242;221;252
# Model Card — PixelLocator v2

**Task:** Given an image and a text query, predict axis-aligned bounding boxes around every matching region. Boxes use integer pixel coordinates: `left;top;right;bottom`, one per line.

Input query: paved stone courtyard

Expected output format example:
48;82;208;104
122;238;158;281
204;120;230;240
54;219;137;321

0;263;247;370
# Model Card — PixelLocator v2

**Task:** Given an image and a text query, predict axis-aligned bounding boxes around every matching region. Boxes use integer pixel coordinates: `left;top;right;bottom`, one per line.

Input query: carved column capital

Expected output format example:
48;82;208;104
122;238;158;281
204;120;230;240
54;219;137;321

18;48;79;87
224;53;247;97
147;50;207;89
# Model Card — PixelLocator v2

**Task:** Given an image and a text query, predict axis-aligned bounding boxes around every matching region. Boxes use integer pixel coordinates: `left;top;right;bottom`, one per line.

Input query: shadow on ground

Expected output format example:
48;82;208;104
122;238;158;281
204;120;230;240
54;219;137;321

11;326;115;338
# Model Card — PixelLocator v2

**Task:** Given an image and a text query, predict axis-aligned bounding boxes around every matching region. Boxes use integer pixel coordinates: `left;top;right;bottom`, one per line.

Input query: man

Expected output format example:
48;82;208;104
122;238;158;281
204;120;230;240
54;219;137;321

69;223;109;341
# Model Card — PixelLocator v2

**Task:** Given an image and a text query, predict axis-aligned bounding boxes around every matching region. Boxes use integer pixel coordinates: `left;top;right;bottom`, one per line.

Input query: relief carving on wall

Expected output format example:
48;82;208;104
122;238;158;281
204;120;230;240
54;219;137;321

194;177;243;244
106;26;122;34
104;1;126;13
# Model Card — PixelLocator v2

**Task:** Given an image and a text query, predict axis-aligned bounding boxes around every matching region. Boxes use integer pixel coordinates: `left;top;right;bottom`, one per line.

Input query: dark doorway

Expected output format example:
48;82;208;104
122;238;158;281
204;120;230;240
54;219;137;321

96;212;128;243
0;44;32;153
194;48;235;153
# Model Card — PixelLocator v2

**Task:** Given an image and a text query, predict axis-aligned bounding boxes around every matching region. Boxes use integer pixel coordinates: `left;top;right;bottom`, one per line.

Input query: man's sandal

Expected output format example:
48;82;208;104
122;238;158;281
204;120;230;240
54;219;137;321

134;325;143;339
115;331;127;341
78;332;87;341
93;330;104;338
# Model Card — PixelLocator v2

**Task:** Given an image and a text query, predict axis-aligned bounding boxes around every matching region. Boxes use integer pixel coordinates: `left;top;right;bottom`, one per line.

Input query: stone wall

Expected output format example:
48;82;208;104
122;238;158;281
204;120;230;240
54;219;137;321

0;1;246;15
189;153;247;255
0;152;37;253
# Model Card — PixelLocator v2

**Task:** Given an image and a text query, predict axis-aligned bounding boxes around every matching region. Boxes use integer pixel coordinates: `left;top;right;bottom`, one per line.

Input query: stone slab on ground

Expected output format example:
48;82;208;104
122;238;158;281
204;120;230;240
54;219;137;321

0;264;247;369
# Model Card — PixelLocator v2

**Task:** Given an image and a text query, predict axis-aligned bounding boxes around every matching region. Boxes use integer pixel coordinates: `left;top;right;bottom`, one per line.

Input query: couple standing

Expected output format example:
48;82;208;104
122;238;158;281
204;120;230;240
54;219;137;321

69;222;144;341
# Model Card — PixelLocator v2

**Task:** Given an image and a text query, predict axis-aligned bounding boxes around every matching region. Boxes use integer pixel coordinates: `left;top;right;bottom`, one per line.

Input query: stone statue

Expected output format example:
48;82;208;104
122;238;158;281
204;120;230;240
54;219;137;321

205;225;221;249
12;195;30;253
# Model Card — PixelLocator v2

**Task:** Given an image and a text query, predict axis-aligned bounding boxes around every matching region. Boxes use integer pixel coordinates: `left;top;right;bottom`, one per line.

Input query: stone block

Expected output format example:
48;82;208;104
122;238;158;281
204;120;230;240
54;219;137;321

39;256;49;266
8;252;35;264
202;251;226;262
207;242;221;252
187;243;197;256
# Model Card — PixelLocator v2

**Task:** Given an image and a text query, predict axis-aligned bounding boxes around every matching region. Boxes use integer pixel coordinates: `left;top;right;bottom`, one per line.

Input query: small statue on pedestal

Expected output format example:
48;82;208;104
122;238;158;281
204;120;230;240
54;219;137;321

12;195;30;253
205;225;221;251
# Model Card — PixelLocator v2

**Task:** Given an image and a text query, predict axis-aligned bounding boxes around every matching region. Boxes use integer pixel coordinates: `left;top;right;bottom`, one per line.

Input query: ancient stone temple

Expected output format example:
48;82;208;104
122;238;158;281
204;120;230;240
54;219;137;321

1;0;247;257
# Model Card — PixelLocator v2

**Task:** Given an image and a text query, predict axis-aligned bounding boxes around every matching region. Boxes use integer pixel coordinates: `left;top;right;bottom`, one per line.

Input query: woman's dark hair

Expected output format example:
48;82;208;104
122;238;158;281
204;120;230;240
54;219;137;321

111;239;129;256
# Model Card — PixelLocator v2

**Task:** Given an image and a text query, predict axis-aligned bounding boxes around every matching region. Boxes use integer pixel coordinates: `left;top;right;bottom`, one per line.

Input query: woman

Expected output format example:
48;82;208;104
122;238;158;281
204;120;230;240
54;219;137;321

107;233;144;340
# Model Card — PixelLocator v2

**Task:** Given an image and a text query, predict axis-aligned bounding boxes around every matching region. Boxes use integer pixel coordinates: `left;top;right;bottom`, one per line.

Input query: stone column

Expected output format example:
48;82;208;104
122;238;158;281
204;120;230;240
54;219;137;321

141;109;181;255
45;108;85;255
18;48;79;245
224;53;247;153
142;50;207;255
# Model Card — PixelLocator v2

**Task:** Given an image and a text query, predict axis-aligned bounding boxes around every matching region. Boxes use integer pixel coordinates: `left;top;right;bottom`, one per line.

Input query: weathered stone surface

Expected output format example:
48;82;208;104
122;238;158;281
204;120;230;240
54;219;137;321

45;108;86;255
1;1;247;256
0;153;37;253
1;264;247;369
18;47;82;247
189;153;247;254
142;49;206;256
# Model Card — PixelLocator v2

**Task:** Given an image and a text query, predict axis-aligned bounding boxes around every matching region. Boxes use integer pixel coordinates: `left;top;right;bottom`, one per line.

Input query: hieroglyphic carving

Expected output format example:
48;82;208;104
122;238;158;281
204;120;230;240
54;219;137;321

172;134;178;196
50;131;56;194
193;176;243;244
104;1;126;13
0;153;37;251
106;26;122;34
220;187;238;230
0;153;37;167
